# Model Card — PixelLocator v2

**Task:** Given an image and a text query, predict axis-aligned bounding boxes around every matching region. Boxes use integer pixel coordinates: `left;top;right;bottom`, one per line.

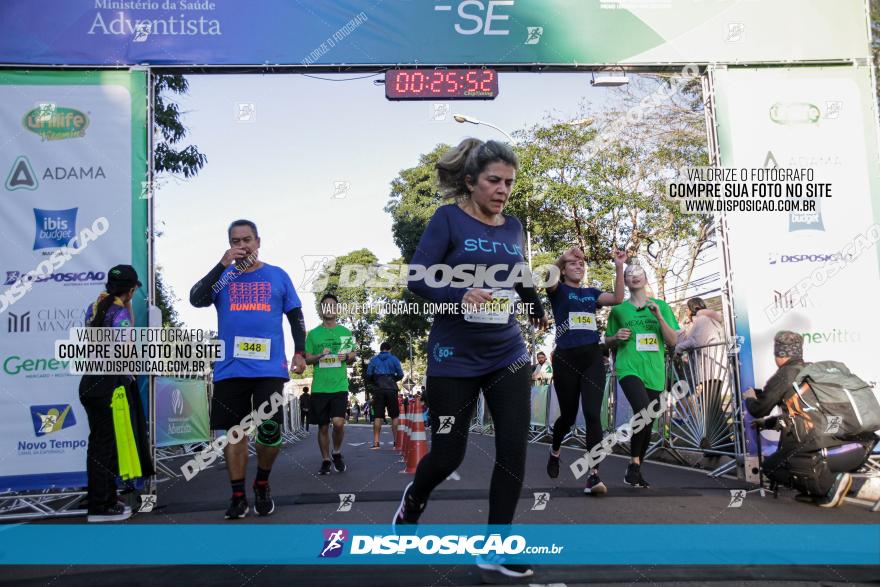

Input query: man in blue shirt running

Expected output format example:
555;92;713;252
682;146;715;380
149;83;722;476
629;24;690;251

190;219;306;519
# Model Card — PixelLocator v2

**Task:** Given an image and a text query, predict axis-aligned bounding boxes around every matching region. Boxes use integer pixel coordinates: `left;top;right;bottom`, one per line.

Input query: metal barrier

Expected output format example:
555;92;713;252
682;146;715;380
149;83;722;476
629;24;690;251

466;343;747;480
650;341;746;477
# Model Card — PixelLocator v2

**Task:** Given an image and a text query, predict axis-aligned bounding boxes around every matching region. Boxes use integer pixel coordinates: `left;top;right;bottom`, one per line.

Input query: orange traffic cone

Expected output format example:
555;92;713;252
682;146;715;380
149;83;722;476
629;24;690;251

394;396;405;451
398;400;411;462
401;397;428;474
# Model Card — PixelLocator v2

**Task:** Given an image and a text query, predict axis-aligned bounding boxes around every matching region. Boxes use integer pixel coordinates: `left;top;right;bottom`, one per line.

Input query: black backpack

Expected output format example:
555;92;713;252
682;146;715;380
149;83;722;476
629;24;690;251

788;361;880;442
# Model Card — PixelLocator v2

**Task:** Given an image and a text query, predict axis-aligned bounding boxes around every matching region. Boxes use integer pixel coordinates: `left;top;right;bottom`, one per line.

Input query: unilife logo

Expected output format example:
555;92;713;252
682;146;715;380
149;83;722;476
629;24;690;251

319;528;348;558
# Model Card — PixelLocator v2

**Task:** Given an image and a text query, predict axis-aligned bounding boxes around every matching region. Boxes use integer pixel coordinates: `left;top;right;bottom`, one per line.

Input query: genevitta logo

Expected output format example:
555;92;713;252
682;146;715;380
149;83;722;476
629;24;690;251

3;355;72;377
30;404;76;436
4;270;105;286
5;156;38;191
33;208;77;250
319;529;348;558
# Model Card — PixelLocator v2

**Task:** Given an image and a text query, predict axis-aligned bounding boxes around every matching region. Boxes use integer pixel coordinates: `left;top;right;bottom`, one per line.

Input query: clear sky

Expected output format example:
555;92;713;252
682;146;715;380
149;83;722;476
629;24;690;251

155;71;717;345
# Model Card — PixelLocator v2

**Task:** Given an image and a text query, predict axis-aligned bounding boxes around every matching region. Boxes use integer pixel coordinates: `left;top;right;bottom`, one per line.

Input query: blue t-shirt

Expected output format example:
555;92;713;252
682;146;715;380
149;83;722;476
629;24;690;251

211;263;301;381
548;283;605;349
409;204;529;377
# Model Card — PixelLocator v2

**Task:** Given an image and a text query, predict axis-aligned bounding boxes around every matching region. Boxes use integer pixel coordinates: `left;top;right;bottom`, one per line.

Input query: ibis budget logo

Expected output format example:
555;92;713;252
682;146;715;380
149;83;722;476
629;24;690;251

23;106;89;141
30;404;76;436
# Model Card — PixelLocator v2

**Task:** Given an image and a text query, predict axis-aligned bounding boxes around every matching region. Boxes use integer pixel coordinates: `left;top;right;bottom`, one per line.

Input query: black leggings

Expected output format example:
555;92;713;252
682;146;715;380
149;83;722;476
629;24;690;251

551;344;605;453
619;375;663;462
411;362;531;525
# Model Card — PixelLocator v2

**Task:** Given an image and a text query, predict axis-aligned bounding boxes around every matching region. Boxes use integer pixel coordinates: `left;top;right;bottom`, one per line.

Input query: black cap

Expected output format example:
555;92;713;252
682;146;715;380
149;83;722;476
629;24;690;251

107;264;141;288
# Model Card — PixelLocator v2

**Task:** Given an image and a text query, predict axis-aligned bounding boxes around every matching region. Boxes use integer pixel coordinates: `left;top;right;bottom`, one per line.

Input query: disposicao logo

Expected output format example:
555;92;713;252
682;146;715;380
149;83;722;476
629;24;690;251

23;107;89;141
319;528;348;558
30;404;76;436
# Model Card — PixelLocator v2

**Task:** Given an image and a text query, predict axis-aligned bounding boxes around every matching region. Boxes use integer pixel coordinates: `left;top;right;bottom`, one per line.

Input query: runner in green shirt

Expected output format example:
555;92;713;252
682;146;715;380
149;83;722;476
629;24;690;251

605;259;680;488
305;293;356;475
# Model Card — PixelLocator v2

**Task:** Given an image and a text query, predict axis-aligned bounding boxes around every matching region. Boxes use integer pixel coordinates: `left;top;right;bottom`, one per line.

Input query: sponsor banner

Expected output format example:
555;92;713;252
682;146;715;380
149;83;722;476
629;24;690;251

712;66;880;456
0;70;148;491
0;524;877;565
155;377;211;447
0;1;869;67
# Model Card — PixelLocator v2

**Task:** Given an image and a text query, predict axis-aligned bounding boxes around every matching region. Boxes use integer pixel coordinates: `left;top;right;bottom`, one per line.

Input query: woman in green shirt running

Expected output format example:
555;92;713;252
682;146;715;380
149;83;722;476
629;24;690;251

604;259;680;487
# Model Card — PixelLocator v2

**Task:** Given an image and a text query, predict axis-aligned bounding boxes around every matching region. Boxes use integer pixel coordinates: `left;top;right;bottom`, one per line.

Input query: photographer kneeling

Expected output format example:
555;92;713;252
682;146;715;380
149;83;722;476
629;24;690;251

744;331;877;508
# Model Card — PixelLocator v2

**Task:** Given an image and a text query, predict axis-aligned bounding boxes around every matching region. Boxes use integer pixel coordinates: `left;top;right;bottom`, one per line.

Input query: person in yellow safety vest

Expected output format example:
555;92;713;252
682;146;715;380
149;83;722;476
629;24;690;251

78;264;154;523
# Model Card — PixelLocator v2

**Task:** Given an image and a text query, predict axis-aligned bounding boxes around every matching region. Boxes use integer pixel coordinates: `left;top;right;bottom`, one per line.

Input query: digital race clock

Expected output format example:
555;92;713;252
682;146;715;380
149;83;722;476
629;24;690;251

385;68;498;100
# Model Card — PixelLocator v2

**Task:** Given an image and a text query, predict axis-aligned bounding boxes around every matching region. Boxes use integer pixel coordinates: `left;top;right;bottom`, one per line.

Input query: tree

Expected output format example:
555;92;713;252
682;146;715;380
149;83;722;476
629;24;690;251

312;248;382;393
153;74;207;178
151;74;207;326
154;271;182;327
507;73;713;301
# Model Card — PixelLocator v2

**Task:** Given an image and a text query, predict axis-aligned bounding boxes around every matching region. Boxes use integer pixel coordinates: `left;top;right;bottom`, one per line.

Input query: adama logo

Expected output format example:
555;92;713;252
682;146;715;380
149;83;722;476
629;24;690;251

318;528;347;558
23;107;89;141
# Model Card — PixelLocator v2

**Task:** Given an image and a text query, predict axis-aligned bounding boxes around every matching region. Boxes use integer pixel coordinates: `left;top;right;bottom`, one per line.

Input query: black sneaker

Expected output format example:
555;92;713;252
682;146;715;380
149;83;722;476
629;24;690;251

332;452;346;472
319;459;332;475
624;463;648;487
87;502;132;523
476;554;534;581
392;481;426;532
253;482;275;516
816;473;852;508
584;471;607;495
546;451;560;479
224;495;248;520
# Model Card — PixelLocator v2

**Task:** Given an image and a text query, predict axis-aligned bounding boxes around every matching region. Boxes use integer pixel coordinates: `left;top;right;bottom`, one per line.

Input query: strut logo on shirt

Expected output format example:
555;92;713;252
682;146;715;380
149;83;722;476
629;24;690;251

463;238;522;257
228;281;271;312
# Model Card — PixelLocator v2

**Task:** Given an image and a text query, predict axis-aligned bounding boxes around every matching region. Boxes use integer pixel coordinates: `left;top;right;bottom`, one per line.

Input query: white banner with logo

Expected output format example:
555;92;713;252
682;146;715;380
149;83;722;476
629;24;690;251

712;66;880;458
0;71;148;491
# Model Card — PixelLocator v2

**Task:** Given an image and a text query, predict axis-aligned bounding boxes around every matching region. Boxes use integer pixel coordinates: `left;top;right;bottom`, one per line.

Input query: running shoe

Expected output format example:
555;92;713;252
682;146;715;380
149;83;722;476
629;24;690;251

546;451;560;479
392;481;426;531
370;443;381;450
584;472;607;495
476;553;534;581
87;502;132;523
253;482;275;516
224;495;249;520
319;459;333;475
624;463;649;488
816;473;852;508
332;452;346;472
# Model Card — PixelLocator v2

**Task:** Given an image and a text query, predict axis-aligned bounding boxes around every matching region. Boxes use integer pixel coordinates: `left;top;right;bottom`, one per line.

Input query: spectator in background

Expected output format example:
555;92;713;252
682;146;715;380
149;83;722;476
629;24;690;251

675;297;724;353
299;388;311;432
531;351;553;385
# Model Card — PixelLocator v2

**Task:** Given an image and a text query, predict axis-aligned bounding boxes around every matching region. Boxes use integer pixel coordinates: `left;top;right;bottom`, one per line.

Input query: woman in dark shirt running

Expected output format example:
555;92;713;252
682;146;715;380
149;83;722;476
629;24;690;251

392;138;546;581
545;246;625;493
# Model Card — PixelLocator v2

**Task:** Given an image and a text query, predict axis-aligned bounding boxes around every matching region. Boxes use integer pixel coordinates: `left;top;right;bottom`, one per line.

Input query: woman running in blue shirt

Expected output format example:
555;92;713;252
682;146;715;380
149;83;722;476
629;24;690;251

393;138;546;580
